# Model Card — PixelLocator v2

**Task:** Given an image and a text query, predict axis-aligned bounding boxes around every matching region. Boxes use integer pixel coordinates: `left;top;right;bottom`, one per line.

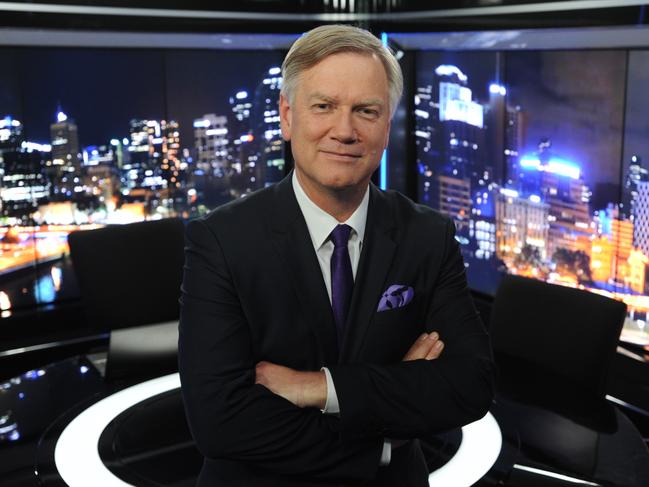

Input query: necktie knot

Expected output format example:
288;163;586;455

331;224;352;248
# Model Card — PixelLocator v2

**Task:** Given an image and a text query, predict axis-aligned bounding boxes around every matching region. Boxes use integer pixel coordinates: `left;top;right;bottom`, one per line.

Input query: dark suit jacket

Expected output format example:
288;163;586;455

178;172;495;486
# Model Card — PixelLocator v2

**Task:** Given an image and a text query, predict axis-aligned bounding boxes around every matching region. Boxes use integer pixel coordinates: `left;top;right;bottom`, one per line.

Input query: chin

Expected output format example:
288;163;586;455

319;173;360;191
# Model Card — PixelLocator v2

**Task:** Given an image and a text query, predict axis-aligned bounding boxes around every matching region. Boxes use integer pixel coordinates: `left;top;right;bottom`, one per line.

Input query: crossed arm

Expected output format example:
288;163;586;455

255;332;445;409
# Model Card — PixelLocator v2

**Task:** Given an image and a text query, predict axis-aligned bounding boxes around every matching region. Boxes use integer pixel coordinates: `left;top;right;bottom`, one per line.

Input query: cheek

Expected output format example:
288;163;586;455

294;126;326;149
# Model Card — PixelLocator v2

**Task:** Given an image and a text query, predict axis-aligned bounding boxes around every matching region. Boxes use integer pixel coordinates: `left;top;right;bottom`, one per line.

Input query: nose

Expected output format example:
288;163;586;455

330;110;357;144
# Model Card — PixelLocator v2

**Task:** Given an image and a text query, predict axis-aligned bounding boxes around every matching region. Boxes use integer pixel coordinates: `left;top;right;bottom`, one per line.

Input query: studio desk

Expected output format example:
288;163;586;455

1;349;649;487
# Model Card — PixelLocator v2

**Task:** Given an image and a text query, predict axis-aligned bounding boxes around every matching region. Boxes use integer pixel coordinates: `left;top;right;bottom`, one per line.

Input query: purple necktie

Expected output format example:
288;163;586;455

330;224;354;348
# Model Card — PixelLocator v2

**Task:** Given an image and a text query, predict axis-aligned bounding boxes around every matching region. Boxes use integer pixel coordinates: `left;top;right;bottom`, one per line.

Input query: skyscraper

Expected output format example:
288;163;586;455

50;110;79;168
125;119;170;191
415;65;487;248
253;66;284;186
515;140;593;258
159;119;182;190
633;180;649;257
625;155;649;224
495;188;549;262
229;89;258;196
0;116;23;153
49;110;80;198
194;114;229;176
1;150;49;222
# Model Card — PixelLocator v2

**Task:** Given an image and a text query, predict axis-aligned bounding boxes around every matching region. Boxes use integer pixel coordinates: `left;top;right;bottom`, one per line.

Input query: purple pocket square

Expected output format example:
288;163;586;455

377;285;414;312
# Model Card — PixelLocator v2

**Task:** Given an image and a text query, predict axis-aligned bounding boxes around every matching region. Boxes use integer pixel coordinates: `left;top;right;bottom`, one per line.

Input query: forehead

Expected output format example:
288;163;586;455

296;52;389;102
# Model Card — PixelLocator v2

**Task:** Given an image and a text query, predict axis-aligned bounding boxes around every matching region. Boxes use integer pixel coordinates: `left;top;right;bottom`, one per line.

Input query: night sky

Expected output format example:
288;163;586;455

623;50;649;175
416;50;499;104
416;49;628;208
0;47;285;150
505;50;626;199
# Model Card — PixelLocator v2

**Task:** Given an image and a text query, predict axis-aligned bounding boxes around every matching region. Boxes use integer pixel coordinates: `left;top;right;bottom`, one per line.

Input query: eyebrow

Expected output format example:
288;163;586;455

308;92;385;108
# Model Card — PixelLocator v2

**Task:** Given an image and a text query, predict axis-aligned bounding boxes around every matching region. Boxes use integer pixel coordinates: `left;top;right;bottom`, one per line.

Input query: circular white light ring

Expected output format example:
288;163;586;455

54;372;502;487
55;373;180;487
428;411;502;486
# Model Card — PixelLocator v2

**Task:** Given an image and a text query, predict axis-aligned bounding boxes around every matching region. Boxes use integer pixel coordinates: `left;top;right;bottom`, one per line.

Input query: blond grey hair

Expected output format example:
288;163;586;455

281;24;403;117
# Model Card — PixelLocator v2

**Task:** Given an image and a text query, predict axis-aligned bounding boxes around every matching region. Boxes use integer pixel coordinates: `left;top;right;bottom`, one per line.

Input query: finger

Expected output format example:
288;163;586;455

404;332;439;360
405;332;437;359
403;335;428;360
425;340;444;360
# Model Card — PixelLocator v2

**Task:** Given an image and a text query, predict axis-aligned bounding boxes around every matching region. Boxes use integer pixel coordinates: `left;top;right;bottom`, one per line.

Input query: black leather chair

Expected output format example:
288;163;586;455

68;218;185;333
68;218;185;382
488;275;649;486
490;274;627;399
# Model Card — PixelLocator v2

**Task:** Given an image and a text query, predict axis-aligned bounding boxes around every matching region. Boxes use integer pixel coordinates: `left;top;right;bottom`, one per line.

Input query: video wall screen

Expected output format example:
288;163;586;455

0;38;290;318
408;31;649;345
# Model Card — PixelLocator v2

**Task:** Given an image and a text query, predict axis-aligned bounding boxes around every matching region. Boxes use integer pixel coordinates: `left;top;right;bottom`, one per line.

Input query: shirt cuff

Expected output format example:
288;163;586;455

320;367;340;415
380;439;392;466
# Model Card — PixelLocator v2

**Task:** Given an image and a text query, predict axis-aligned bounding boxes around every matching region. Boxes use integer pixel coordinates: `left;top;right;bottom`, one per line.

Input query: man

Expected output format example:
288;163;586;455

179;24;494;487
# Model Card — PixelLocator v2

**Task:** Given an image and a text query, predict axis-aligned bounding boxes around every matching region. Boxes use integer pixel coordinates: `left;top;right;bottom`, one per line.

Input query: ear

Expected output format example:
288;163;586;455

279;93;292;141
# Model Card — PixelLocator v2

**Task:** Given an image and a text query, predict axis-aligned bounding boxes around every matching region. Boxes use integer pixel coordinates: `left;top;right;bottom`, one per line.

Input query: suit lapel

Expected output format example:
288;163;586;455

340;184;397;362
269;174;339;365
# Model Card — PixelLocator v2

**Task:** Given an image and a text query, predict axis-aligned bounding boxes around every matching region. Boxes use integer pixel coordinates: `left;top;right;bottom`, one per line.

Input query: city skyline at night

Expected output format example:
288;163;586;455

415;49;649;344
0;46;287;316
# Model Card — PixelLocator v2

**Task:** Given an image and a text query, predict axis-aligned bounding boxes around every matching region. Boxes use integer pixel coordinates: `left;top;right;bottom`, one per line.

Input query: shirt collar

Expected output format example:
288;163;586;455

292;170;369;250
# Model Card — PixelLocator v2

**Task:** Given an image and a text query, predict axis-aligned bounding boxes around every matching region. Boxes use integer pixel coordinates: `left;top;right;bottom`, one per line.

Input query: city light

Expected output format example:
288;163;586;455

439;82;484;128
0;292;10;311
236;91;248;100
547;158;580;179
21;141;52;152
1;116;21;128
268;67;281;75
56;111;68;123
500;188;519;198
435;65;468;82
519;156;581;179
489;84;507;96
193;119;211;128
519;157;541;169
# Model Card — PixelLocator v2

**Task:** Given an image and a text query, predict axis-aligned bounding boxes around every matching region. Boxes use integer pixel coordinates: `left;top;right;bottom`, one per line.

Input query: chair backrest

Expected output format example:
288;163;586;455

489;275;627;398
68;218;185;332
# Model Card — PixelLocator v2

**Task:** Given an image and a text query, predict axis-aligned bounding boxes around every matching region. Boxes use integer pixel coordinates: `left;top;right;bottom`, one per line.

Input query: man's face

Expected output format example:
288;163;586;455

280;52;391;195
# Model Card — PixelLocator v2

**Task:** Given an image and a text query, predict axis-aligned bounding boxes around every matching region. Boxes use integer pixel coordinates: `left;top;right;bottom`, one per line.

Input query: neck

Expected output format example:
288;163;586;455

295;169;367;222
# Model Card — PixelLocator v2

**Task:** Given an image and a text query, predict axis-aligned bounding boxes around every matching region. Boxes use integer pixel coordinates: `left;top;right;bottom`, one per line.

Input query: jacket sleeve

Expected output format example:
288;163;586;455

328;217;495;439
178;218;383;482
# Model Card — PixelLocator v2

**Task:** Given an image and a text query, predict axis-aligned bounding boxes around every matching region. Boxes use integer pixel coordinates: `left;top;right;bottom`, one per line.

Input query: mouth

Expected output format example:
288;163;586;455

320;150;362;159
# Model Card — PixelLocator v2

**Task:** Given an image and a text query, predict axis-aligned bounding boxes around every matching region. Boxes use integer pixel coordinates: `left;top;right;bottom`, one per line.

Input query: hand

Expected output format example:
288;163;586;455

255;361;327;409
402;332;444;361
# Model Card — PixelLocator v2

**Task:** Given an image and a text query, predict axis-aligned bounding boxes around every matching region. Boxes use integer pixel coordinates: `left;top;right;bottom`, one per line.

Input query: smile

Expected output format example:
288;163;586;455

320;150;362;159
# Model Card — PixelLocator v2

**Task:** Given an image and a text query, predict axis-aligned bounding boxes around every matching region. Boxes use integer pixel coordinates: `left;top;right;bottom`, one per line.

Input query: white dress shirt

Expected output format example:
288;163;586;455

292;171;392;466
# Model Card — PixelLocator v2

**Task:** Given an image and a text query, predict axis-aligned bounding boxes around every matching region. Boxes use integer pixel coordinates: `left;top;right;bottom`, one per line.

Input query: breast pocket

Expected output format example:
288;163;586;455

363;296;425;362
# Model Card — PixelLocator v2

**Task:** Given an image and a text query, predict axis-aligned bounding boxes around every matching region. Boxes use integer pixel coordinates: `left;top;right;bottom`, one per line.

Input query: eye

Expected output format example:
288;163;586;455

358;107;380;119
312;103;331;112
